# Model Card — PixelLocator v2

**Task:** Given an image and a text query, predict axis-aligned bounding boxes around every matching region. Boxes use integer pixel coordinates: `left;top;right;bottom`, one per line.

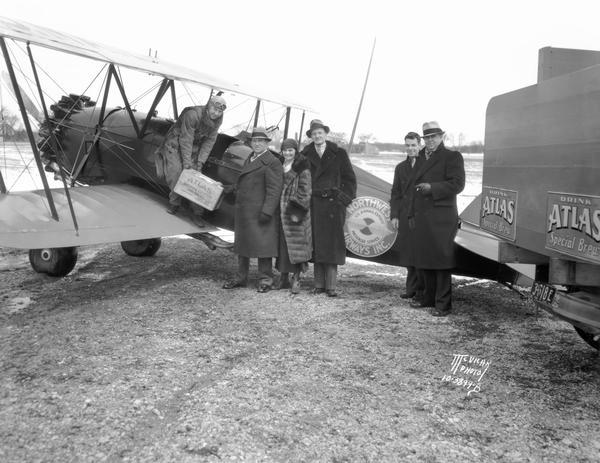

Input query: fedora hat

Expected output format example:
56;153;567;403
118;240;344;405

422;121;445;137
306;119;330;137
249;127;272;141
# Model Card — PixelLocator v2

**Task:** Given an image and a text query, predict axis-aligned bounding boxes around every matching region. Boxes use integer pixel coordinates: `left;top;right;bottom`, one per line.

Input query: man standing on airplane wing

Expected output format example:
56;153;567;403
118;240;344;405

155;95;226;227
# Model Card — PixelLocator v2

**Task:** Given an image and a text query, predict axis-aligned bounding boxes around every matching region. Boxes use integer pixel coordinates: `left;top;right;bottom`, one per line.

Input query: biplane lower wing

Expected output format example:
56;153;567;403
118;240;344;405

0;184;216;249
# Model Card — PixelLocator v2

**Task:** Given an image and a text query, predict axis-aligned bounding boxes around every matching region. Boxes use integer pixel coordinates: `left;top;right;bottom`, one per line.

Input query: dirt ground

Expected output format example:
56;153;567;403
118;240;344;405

1;238;599;462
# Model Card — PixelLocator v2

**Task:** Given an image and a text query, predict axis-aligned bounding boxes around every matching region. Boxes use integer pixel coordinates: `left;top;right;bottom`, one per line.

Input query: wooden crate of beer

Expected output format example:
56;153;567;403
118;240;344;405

173;169;224;211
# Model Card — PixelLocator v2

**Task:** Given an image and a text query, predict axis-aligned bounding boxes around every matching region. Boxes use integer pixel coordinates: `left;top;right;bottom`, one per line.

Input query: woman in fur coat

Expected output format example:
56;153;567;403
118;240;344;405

276;138;312;294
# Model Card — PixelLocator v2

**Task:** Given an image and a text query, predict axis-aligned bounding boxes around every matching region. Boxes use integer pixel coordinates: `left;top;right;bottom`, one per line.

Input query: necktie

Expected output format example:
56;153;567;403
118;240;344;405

425;150;433;161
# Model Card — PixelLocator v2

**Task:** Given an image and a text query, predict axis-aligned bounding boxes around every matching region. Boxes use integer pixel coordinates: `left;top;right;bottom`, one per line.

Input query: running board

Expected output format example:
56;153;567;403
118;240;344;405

188;232;234;251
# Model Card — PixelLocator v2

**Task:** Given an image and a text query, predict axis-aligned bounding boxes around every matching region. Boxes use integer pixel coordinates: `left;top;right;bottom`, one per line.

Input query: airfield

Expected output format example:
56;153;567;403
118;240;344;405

1;238;600;462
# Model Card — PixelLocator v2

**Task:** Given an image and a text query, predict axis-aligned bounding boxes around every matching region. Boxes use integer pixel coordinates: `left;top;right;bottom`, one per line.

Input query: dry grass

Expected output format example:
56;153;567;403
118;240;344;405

1;238;600;462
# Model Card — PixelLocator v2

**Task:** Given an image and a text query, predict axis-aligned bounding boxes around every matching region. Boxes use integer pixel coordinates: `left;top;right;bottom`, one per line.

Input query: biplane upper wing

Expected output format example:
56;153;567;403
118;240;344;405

0;16;313;112
0;184;216;249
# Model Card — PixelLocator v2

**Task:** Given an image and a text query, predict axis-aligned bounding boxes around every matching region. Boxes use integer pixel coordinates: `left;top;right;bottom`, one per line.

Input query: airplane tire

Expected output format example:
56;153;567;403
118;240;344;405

574;327;600;350
28;247;78;277
121;238;162;257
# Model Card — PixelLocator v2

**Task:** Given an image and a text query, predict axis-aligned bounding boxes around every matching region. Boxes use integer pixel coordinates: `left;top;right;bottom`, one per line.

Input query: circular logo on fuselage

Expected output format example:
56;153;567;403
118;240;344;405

344;196;398;257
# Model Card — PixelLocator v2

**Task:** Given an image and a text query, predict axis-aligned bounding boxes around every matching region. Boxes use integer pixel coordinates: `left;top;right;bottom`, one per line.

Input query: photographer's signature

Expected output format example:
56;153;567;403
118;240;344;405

442;354;490;395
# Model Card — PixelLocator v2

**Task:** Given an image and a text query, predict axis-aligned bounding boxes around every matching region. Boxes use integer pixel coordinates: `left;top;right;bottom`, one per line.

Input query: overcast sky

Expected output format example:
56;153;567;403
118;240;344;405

2;0;600;143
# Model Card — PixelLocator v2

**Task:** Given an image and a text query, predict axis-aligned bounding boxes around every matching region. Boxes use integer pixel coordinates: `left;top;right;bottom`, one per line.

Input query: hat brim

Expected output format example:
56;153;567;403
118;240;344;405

306;125;330;138
250;136;272;142
422;130;445;138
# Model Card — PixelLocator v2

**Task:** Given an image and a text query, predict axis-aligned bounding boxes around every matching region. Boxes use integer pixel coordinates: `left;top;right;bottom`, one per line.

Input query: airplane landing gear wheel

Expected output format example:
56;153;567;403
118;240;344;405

121;238;162;257
29;247;78;277
574;326;600;350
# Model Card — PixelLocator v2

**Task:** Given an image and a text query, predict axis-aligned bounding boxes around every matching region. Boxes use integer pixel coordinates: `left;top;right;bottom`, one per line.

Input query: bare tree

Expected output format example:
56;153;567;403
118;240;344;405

327;132;349;148
0;107;20;137
358;133;376;144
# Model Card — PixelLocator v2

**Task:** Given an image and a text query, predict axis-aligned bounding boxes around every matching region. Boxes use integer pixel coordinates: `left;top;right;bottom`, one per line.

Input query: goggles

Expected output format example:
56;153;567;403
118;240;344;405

211;102;227;111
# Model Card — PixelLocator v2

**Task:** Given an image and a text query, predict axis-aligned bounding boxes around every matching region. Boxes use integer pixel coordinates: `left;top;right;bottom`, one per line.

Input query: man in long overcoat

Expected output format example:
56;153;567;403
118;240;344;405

155;95;226;225
301;119;356;297
409;121;465;316
390;131;424;301
223;127;283;292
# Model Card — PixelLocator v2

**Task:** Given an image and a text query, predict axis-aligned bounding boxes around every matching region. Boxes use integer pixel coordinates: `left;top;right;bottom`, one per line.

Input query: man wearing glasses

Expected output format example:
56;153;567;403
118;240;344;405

155;95;227;227
409;121;465;316
223;127;284;293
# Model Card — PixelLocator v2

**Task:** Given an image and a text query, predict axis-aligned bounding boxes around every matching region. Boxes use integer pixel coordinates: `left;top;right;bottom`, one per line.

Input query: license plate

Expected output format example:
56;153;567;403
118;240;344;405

531;281;556;304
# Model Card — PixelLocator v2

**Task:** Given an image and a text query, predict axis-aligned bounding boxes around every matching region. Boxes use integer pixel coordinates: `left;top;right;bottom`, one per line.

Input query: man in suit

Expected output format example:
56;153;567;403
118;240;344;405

223;127;284;293
390;131;424;302
409;121;465;316
302;119;356;297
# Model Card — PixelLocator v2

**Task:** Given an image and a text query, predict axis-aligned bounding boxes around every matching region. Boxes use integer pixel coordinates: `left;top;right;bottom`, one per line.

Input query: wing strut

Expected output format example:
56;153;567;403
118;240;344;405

27;43;79;232
0;37;58;220
0;169;6;194
139;77;170;137
170;81;178;118
283;106;291;139
253;100;261;128
297;110;305;145
109;64;140;138
72;63;146;184
70;66;112;184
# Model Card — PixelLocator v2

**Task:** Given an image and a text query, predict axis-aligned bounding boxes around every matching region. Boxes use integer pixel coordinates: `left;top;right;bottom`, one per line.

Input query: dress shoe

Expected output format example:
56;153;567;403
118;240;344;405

290;275;301;294
257;284;272;293
431;307;451;317
222;280;246;289
326;290;338;298
409;300;434;309
311;288;326;295
166;204;180;215
277;277;291;290
400;292;416;299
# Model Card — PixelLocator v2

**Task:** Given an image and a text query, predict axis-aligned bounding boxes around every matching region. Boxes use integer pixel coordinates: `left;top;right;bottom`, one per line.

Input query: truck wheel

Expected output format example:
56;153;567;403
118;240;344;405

121;238;162;257
28;247;78;277
574;327;600;350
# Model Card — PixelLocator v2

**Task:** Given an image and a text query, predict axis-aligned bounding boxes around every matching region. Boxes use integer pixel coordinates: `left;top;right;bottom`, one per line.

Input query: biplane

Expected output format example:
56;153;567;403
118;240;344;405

0;15;509;281
0;15;318;275
1;18;598;350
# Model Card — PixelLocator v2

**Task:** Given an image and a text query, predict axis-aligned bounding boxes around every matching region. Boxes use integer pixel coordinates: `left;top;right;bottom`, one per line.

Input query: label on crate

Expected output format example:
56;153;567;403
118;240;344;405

174;169;224;211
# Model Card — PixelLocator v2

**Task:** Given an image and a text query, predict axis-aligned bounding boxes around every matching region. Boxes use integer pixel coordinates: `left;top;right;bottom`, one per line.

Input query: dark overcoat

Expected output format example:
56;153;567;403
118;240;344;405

302;141;357;265
390;157;418;267
409;143;465;269
233;150;284;257
280;156;312;264
155;105;222;189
